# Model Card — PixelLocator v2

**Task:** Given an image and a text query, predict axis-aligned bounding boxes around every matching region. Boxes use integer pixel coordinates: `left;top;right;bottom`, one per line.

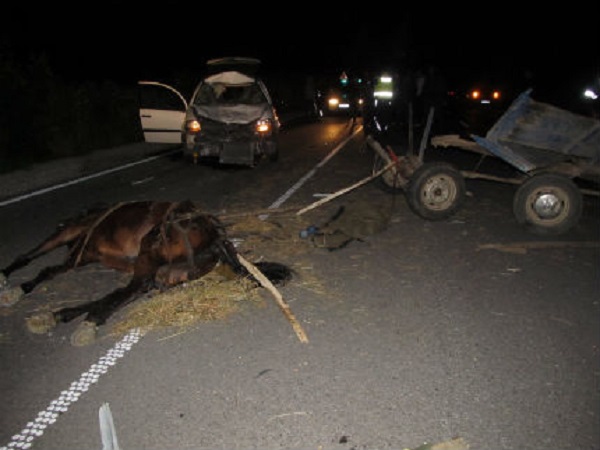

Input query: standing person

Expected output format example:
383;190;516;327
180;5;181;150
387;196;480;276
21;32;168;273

415;64;449;133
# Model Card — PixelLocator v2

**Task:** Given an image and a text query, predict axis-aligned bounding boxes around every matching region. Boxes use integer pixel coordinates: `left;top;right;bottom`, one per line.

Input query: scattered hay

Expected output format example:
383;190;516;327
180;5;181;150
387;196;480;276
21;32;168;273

110;268;261;338
225;213;314;261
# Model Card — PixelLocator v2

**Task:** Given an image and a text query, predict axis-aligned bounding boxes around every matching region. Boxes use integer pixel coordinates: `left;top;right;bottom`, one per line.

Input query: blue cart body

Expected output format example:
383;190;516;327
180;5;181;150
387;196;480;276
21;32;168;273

471;89;600;174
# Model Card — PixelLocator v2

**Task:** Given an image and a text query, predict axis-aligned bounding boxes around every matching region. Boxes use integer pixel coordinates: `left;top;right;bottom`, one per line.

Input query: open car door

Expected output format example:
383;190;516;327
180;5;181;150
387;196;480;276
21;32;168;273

138;81;187;144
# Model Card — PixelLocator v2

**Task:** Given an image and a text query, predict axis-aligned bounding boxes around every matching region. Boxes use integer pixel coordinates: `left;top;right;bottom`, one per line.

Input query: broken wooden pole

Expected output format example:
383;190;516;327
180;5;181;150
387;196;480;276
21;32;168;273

237;254;308;343
296;161;395;216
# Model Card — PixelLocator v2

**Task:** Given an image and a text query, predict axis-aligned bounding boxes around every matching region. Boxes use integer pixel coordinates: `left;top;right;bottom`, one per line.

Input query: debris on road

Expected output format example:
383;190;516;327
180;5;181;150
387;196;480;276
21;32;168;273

478;240;600;254
410;437;469;450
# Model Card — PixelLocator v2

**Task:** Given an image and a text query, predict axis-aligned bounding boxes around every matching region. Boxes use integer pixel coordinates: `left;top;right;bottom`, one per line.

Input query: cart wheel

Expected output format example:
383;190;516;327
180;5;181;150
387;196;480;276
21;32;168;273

513;173;582;235
406;162;466;220
372;154;403;193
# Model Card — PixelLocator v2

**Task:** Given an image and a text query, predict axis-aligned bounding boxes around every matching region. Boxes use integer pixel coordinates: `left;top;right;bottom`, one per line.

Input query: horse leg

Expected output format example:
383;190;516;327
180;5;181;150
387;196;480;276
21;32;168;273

1;223;87;279
53;276;153;346
1;263;73;307
1;223;88;306
59;234;161;346
27;286;121;338
22;261;99;332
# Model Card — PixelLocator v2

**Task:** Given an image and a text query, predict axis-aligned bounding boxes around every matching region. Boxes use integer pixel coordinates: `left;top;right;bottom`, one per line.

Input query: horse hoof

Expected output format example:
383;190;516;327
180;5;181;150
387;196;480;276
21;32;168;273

71;321;98;347
26;311;57;334
0;286;24;307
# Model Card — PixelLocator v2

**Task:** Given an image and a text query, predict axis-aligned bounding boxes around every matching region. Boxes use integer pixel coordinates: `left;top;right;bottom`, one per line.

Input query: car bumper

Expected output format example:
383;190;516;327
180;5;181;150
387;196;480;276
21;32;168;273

184;139;272;166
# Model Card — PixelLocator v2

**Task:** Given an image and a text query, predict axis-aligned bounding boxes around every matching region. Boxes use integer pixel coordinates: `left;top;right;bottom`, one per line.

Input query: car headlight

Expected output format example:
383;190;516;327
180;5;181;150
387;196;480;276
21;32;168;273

186;119;201;134
255;119;272;135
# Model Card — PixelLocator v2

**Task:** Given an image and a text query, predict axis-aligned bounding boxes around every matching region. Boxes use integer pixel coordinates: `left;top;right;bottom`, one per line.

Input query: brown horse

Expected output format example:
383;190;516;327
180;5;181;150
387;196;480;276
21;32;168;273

0;200;291;346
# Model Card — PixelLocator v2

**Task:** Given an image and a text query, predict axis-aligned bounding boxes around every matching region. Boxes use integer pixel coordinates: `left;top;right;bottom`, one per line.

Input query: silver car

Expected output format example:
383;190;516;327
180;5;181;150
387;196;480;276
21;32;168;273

139;57;280;166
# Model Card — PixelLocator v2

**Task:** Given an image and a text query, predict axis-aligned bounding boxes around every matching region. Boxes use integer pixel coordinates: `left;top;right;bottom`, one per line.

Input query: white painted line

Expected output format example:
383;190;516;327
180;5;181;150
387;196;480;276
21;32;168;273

0;328;144;450
265;125;362;213
0;150;179;208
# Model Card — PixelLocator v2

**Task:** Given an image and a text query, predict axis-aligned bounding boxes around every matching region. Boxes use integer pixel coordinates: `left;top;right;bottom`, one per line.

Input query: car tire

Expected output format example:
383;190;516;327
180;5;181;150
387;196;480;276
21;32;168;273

406;162;466;221
513;173;582;235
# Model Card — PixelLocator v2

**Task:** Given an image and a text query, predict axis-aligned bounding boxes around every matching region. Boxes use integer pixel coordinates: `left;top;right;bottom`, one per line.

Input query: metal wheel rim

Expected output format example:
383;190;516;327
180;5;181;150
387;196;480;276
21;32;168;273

525;187;570;225
420;175;458;210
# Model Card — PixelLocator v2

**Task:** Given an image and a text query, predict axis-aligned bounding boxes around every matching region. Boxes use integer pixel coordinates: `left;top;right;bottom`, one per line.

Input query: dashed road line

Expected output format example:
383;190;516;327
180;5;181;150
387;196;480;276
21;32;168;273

0;328;144;450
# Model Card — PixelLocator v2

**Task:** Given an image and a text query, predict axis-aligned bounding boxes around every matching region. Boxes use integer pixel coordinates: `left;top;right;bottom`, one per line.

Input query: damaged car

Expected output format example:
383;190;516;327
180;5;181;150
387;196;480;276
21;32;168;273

138;57;280;166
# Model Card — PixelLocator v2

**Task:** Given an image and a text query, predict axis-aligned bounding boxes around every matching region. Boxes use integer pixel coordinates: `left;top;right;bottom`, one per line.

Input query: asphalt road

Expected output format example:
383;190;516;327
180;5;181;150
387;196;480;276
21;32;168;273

0;117;599;450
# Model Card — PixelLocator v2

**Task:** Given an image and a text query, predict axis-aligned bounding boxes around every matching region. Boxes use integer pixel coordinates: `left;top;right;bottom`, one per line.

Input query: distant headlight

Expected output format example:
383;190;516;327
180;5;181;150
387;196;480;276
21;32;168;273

467;89;502;103
186;119;201;134
583;88;598;100
328;97;340;107
469;89;481;100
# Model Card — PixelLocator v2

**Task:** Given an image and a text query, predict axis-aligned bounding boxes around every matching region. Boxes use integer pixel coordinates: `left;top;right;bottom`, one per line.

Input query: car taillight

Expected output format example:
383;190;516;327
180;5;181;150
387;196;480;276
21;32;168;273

492;90;501;100
255;119;272;134
186;119;201;134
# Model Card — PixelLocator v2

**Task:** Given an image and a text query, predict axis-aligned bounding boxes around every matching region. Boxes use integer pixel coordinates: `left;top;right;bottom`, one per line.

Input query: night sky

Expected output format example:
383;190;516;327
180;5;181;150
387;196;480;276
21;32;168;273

2;4;598;90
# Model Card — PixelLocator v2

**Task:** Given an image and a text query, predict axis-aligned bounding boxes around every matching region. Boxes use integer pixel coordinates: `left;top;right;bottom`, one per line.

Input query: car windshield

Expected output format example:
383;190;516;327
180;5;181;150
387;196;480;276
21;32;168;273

193;82;266;106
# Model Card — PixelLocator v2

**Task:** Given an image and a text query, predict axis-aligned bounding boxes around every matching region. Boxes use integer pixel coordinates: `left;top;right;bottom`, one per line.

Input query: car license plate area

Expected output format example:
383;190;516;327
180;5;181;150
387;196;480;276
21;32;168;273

219;142;254;165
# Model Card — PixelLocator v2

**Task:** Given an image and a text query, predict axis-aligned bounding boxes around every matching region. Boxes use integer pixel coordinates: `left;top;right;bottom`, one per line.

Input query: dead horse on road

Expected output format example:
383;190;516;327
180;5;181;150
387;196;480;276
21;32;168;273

0;200;292;346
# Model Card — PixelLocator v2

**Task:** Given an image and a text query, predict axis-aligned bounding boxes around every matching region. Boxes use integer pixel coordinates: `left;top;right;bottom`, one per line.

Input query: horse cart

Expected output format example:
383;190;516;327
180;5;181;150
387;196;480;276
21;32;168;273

368;89;600;235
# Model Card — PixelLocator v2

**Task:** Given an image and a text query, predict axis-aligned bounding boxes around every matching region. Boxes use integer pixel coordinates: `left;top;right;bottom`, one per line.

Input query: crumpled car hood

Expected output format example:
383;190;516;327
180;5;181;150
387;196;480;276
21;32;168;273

193;104;271;124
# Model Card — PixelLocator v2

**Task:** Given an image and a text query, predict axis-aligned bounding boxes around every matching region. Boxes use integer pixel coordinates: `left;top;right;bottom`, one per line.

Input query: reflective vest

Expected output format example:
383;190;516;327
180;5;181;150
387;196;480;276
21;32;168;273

373;75;394;99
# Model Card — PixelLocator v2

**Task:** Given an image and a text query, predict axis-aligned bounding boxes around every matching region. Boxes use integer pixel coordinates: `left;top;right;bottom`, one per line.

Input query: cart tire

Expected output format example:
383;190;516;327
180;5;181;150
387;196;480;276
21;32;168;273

513;173;582;235
372;154;403;193
406;162;466;220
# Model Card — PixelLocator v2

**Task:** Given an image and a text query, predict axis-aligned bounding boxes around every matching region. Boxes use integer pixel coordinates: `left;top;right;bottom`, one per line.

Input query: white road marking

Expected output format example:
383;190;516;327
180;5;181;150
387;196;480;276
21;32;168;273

265;125;362;213
0;151;177;208
0;328;144;450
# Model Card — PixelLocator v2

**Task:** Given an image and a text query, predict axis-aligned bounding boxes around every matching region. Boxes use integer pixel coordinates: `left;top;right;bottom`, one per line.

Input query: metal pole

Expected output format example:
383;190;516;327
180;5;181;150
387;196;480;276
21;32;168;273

418;106;435;162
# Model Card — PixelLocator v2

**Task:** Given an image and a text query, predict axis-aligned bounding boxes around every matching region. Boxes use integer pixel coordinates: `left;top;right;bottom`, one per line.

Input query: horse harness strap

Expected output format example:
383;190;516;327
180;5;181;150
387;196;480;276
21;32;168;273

171;221;196;269
159;202;196;270
72;201;130;267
